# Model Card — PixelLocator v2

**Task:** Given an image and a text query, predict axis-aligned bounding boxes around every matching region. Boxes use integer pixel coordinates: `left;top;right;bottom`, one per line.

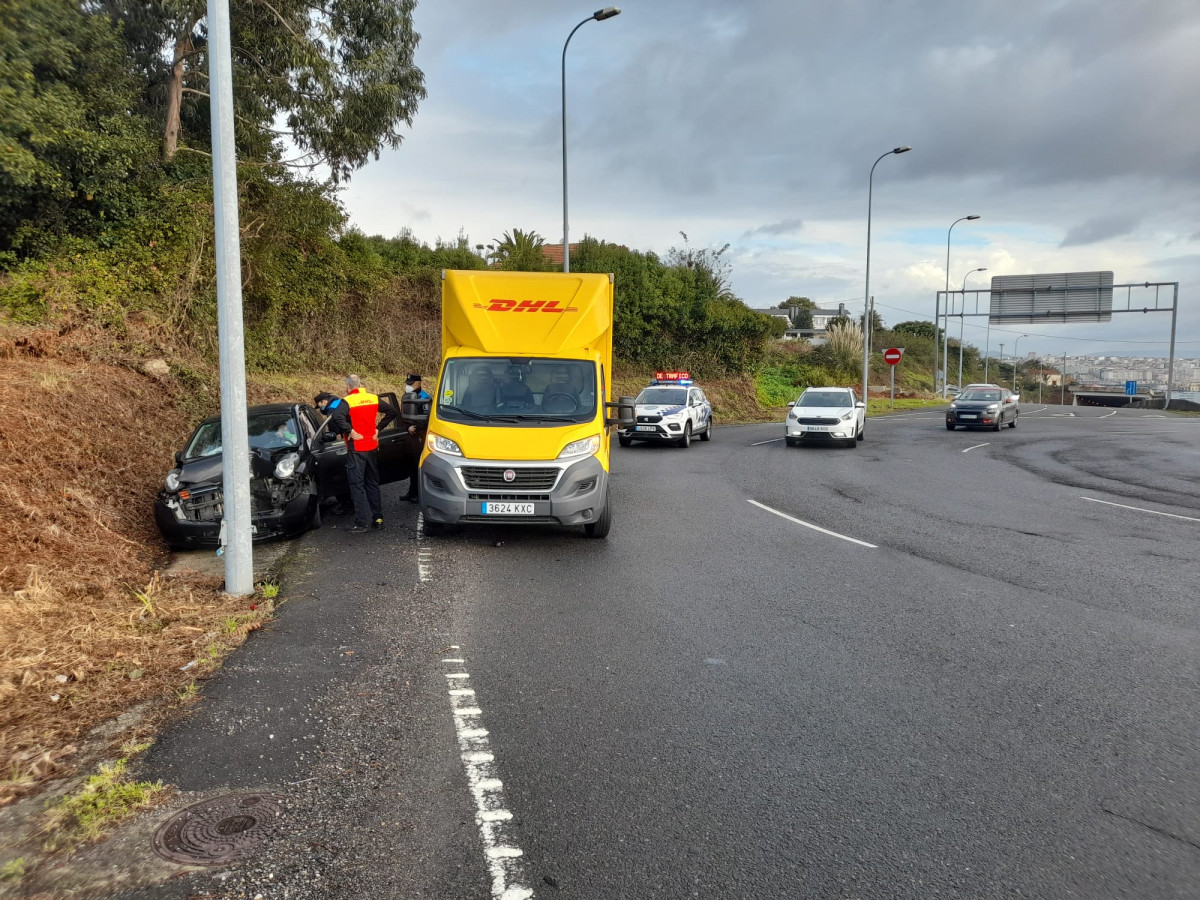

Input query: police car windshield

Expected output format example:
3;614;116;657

184;412;299;459
437;357;597;424
637;388;687;406
796;391;853;408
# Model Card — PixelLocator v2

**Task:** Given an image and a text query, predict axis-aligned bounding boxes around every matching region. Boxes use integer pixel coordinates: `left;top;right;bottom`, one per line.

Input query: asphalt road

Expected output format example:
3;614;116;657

117;405;1200;900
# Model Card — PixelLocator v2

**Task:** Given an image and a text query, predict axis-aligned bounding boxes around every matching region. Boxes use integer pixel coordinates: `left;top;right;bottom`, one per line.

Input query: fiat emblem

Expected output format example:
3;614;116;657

503;469;516;482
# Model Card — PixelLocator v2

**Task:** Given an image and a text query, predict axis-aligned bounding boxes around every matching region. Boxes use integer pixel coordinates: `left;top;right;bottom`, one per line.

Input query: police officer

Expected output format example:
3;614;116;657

401;374;430;501
327;375;400;532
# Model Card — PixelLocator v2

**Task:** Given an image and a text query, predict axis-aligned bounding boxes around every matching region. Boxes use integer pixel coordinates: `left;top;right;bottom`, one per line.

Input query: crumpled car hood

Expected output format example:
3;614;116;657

177;446;295;486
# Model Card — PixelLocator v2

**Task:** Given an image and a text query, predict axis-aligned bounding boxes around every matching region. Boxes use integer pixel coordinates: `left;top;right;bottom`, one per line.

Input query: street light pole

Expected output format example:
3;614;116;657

942;215;979;396
561;7;621;274
959;267;986;387
998;343;1004;387
863;146;911;410
1012;333;1029;392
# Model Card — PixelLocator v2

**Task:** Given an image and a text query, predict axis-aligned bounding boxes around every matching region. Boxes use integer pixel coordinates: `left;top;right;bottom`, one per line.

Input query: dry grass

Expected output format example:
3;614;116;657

0;333;304;806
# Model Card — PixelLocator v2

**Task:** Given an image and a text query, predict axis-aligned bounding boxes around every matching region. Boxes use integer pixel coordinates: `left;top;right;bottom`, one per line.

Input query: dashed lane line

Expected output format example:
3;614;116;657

1080;497;1200;524
750;437;785;446
962;443;990;453
416;512;433;583
747;499;877;548
444;650;534;900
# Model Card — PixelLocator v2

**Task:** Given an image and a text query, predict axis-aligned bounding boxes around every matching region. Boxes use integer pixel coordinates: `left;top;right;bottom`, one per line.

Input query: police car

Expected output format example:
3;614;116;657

617;372;714;448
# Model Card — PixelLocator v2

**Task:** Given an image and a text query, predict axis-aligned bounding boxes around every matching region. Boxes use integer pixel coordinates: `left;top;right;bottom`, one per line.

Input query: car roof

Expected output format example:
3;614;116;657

804;387;852;392
199;402;299;426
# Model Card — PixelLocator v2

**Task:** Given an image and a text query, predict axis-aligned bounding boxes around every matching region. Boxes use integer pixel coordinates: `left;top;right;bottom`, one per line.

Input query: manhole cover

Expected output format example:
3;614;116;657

152;793;285;866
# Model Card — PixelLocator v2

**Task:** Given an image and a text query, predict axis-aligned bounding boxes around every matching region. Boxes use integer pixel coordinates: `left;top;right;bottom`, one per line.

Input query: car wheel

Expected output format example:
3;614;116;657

946;422;955;430
700;419;712;441
311;501;322;530
618;434;632;447
584;488;611;538
677;423;691;448
993;420;1002;432
785;436;799;447
856;424;865;442
1008;414;1017;429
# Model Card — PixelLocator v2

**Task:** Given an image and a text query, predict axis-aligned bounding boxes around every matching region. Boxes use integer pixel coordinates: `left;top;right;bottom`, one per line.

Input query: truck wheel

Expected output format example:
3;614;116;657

946;422;955;430
618;434;632;447
423;516;445;537
584;489;611;538
677;423;692;448
700;419;712;441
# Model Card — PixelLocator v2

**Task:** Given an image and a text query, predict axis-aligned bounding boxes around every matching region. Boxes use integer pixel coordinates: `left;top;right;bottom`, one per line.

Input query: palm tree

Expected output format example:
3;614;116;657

490;229;548;271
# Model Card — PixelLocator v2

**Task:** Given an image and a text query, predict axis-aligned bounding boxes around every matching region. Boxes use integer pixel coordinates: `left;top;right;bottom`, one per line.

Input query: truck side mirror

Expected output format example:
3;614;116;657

605;396;636;428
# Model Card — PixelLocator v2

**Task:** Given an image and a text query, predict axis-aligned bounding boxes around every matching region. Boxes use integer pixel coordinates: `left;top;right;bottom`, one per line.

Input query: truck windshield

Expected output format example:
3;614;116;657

437;358;598;424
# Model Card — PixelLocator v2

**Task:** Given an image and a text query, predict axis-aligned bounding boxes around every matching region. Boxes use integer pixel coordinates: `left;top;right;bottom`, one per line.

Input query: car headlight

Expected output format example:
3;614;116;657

558;435;601;459
427;433;463;457
165;470;181;492
986;404;999;411
273;453;299;479
949;403;957;409
840;411;854;421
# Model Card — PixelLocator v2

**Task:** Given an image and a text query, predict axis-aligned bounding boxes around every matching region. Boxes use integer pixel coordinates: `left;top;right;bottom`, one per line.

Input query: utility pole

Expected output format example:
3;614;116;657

1061;352;1067;405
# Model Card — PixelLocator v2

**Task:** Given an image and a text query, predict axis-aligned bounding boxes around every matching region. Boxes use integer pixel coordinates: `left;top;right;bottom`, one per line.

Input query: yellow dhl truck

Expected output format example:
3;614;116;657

417;270;634;538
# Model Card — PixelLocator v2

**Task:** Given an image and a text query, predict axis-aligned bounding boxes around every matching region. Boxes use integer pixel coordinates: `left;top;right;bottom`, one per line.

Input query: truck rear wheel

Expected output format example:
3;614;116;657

584;489;611;539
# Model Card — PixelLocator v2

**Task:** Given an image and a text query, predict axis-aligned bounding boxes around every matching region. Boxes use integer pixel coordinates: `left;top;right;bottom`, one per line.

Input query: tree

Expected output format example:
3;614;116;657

859;309;885;333
778;296;817;311
826;315;852;330
666;232;735;301
894;320;938;340
0;0;154;253
108;0;426;180
490;229;549;271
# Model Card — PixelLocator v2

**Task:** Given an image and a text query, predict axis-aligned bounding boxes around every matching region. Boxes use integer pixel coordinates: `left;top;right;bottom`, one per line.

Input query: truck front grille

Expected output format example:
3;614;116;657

460;466;560;491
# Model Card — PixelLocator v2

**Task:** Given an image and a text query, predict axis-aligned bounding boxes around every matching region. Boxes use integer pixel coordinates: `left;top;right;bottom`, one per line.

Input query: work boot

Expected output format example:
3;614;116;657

349;524;370;534
372;517;384;530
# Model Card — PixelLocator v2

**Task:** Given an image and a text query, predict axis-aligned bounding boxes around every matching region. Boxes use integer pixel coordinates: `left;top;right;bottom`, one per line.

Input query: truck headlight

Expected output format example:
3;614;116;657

274;453;299;479
165;470;181;492
558;435;600;459
427;433;463;457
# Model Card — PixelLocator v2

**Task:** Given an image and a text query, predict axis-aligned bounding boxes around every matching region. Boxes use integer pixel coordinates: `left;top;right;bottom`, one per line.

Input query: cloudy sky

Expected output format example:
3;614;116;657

338;0;1200;360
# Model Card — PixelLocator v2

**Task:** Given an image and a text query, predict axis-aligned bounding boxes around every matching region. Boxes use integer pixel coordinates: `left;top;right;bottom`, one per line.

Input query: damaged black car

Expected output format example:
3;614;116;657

154;400;411;549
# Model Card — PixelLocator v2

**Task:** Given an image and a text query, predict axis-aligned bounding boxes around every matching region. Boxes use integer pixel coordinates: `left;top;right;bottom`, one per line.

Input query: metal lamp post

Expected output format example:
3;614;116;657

958;267;986;389
1012;333;1029;392
998;343;1004;387
862;146;911;409
941;215;979;396
561;7;621;273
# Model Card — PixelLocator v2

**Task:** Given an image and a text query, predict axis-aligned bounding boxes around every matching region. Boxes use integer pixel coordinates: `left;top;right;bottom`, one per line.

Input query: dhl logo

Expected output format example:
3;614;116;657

474;299;578;313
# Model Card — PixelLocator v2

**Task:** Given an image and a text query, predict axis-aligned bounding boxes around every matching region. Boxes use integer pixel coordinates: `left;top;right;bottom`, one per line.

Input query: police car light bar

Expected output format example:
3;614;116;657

654;370;691;384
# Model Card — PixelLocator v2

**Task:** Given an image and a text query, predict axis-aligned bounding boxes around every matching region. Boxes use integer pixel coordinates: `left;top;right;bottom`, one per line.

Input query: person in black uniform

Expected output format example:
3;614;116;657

401;374;430;501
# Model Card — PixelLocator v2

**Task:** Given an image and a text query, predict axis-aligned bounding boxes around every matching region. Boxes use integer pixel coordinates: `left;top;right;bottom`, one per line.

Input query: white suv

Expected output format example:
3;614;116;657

785;387;866;448
619;382;713;448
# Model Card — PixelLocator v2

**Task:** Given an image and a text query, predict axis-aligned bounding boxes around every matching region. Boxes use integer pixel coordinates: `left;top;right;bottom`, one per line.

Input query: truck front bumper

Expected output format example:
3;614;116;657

419;453;608;527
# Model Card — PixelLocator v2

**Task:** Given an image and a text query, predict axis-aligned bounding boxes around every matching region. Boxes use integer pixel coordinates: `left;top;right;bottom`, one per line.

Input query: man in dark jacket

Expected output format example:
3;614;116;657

326;375;400;532
400;374;430;501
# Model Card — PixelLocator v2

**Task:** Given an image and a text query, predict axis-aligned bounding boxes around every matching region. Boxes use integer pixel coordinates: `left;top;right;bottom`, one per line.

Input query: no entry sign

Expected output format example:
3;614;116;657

884;347;903;365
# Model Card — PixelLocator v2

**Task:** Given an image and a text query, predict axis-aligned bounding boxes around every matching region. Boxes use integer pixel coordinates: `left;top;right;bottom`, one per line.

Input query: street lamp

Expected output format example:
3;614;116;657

941;215;980;396
561;7;621;273
1012;333;1029;392
958;267;986;389
862;146;911;410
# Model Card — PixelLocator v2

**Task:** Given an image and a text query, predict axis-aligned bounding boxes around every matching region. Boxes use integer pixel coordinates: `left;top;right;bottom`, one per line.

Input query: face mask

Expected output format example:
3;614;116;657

404;384;413;394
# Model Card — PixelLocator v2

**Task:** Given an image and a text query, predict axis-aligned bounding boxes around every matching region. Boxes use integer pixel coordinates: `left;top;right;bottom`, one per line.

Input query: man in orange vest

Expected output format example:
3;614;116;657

327;374;400;533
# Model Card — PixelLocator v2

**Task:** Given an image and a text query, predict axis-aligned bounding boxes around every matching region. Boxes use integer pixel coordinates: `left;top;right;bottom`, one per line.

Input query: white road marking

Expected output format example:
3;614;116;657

751;437;785;446
445;662;534;900
442;658;466;663
746;499;877;548
1098;410;1117;418
416;512;434;583
1080;497;1200;523
962;443;990;453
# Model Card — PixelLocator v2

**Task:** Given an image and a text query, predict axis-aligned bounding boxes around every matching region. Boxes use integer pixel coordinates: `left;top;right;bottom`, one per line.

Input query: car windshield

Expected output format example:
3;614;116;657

959;390;1002;402
184;411;300;459
796;391;853;408
637;388;687;406
437;357;598;423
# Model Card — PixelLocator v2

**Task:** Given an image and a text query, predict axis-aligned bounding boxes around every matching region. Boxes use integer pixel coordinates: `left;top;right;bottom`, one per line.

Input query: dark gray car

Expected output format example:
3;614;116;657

946;387;1018;431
